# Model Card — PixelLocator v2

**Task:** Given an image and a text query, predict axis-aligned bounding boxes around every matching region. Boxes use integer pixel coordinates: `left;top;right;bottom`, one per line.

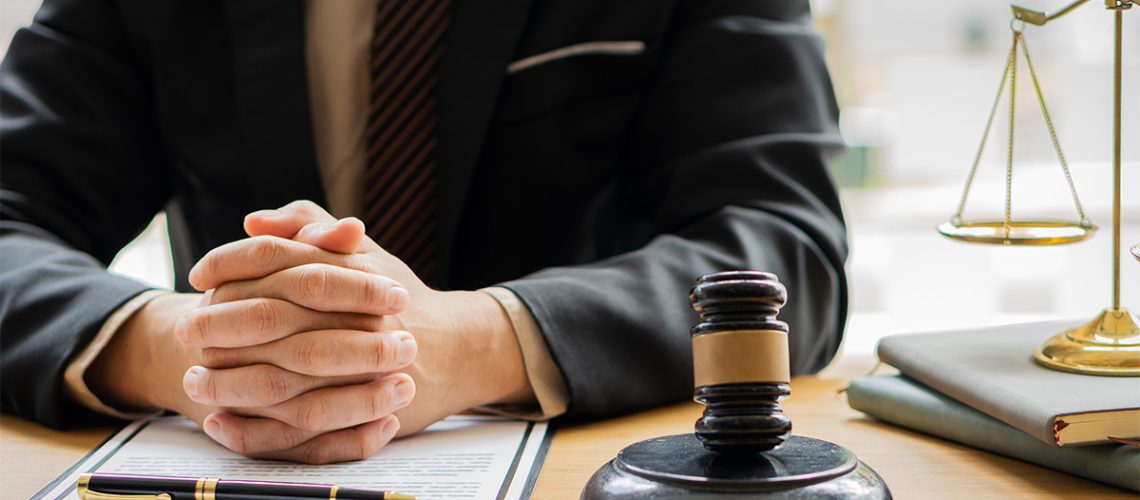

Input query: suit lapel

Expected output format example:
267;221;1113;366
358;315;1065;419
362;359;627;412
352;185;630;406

436;0;534;284
224;0;326;212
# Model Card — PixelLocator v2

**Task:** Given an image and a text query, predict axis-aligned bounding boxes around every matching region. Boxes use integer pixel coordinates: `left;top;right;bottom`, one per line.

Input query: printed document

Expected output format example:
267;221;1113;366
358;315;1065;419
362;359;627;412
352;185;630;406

36;415;551;500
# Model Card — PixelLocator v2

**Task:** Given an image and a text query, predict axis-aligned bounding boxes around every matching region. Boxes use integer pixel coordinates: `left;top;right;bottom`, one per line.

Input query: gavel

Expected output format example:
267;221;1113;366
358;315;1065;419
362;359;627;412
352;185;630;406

690;270;792;453
582;271;891;499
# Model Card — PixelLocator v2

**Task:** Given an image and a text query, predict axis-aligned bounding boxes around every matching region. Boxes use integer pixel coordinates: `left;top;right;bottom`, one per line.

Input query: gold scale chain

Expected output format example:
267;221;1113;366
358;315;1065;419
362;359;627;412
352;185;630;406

1020;32;1090;226
951;33;1016;225
950;27;1089;228
1006;32;1017;233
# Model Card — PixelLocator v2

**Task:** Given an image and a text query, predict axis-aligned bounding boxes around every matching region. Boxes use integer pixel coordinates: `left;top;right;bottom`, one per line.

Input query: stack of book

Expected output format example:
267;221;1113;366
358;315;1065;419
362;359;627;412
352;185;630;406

847;320;1140;492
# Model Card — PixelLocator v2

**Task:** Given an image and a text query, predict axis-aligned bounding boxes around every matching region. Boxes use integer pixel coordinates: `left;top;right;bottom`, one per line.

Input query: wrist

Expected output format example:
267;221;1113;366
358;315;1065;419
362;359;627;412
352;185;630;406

87;292;202;412
439;290;534;407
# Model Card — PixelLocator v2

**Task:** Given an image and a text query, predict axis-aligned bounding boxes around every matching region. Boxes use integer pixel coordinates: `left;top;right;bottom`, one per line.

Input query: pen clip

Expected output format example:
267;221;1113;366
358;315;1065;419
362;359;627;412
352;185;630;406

79;490;172;500
78;474;172;500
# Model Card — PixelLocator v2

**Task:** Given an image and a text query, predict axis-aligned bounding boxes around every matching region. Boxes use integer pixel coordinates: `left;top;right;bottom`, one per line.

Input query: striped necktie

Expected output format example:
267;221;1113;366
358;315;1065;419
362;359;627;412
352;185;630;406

361;0;451;286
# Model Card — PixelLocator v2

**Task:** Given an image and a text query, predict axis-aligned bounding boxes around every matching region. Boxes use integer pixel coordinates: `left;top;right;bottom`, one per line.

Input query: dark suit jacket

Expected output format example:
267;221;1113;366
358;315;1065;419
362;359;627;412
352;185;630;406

0;0;848;429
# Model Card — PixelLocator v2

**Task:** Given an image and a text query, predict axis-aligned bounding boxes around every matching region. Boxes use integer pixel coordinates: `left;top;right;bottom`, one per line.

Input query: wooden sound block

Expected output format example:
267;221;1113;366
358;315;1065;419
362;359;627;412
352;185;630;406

582;434;891;499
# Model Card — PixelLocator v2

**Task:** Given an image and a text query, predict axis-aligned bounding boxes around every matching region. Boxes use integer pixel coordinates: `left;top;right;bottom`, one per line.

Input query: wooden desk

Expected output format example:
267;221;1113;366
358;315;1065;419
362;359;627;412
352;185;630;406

2;356;1131;499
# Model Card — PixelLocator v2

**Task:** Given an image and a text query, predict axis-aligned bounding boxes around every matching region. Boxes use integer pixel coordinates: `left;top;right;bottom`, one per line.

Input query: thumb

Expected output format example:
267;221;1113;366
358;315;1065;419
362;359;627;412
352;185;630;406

243;200;337;239
292;217;366;254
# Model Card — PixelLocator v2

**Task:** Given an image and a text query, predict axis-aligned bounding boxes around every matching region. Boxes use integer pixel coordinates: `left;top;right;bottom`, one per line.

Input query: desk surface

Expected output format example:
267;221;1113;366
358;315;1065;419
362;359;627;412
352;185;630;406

1;355;1131;499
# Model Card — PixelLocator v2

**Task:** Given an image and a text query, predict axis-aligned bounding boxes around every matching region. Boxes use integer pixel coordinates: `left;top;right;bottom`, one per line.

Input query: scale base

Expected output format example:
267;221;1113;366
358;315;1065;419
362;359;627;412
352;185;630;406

1034;308;1140;376
581;434;890;499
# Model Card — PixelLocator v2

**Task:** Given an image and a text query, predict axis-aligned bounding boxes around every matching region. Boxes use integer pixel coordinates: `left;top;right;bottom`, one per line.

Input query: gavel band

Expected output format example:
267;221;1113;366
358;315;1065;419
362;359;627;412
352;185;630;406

692;330;790;386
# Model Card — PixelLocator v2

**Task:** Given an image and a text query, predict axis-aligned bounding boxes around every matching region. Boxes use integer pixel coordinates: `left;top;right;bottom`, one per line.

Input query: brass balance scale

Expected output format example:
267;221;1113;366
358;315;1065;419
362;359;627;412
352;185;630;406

938;0;1138;375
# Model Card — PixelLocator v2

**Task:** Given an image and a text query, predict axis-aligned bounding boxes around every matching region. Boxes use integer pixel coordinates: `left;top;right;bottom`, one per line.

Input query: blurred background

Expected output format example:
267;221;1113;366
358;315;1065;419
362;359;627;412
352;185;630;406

2;0;1137;357
812;0;1139;353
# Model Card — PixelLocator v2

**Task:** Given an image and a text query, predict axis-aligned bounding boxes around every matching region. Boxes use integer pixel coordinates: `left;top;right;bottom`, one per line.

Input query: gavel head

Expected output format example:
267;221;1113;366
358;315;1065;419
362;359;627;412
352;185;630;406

689;271;792;453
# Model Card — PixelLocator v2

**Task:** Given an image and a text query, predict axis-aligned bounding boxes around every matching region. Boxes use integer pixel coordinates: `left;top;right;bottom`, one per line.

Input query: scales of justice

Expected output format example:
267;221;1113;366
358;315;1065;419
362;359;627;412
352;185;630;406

936;0;1139;376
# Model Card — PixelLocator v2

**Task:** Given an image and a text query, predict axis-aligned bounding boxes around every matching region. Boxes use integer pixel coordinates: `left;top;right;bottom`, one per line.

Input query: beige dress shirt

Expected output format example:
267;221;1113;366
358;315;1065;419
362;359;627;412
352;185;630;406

63;0;568;421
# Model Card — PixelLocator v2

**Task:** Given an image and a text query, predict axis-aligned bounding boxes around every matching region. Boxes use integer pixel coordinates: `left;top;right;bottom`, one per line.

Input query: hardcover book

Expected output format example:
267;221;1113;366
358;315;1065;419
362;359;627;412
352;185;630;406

875;320;1140;446
848;374;1140;492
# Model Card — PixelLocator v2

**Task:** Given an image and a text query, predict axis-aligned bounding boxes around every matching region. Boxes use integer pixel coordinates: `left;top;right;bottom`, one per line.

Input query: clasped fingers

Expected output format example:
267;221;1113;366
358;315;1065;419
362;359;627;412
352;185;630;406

176;298;384;349
273;374;415;432
208;263;409;316
194;373;415;434
184;365;415;429
202;413;401;465
183;363;363;408
198;330;417;376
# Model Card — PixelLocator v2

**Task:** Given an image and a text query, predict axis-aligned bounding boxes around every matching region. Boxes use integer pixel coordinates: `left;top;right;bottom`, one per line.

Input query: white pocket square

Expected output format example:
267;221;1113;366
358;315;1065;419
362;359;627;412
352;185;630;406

507;41;647;74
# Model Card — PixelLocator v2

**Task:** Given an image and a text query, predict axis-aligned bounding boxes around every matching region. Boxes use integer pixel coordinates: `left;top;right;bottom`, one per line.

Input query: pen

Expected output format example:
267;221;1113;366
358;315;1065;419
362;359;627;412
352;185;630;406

77;472;416;500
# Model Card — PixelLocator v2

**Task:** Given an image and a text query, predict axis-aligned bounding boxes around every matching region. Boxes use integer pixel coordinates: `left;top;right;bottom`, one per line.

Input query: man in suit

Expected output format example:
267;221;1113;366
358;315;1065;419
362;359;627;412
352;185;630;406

0;0;848;463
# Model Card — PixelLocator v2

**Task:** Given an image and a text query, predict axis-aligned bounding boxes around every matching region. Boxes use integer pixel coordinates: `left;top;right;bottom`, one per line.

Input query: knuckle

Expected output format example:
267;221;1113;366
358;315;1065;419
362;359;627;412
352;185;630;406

230;429;251;455
371;335;397;371
204;251;222;285
256;367;292;404
373;382;396;419
294;336;330;372
294;398;327;432
247;236;283;266
359;276;383;311
200;371;219;404
279;426;308;450
354;430;373;461
245;300;277;338
302;443;333;465
186;309;211;345
364;384;383;420
297;265;329;301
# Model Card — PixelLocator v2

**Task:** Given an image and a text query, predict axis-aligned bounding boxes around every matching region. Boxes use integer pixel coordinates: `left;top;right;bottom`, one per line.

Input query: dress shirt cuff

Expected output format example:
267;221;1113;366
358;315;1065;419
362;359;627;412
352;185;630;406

478;287;570;421
63;289;169;420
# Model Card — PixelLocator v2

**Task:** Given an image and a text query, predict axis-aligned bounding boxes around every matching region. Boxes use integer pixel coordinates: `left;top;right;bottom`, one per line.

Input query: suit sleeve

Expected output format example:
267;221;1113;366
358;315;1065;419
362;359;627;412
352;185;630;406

503;0;848;419
0;0;171;428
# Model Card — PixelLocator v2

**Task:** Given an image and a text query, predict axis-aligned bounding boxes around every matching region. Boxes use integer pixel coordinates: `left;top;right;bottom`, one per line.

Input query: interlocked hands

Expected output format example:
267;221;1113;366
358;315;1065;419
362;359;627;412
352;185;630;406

91;201;531;463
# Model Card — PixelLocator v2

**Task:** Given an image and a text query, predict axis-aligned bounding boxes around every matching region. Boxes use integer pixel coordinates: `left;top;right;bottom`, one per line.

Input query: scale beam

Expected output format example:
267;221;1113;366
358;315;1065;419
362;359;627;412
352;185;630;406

1011;0;1092;25
1011;0;1132;26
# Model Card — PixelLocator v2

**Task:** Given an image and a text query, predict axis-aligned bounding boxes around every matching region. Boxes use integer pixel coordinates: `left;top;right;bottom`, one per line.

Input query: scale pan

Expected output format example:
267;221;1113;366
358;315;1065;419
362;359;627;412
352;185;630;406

937;220;1096;246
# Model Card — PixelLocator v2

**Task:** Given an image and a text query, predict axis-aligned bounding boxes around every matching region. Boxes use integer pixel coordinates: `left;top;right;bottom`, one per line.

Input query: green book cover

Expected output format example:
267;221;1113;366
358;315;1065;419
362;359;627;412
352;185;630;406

875;320;1140;446
847;374;1140;492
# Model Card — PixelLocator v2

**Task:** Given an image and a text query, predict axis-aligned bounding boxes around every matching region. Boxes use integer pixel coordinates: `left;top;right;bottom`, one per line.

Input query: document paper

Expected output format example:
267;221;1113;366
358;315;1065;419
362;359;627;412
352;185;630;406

36;415;551;500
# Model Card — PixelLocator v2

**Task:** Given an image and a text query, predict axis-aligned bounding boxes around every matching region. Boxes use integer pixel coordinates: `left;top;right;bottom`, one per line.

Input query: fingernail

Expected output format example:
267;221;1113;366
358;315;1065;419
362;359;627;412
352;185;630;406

175;317;189;345
183;366;205;400
203;415;223;441
387;287;409;311
397;334;416;365
318;222;339;234
393;378;414;407
382;416;400;438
